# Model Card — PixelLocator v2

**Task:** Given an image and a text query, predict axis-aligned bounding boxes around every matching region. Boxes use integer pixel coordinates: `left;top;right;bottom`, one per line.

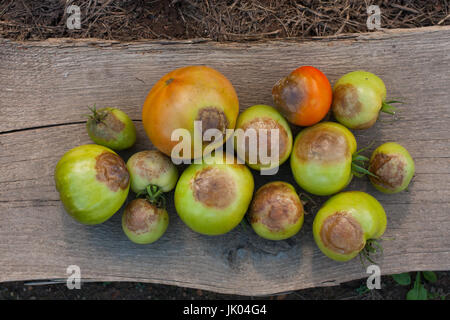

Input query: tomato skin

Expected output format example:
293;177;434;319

290;122;356;196
313;191;387;262
234;104;293;171
272;66;332;126
331;71;387;129
142;66;239;159
54;144;130;225
249;181;304;240
126;150;178;193
174;153;254;236
86;107;136;151
369;142;415;194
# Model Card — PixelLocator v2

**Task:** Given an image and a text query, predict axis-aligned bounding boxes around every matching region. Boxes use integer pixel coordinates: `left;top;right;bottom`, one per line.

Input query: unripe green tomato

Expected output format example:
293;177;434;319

290;122;357;196
313;191;387;262
122;198;169;244
369;142;415;194
249;181;304;240
234;104;293;172
331;71;388;129
174;153;254;235
127;150;178;193
54;144;130;224
86;107;136;150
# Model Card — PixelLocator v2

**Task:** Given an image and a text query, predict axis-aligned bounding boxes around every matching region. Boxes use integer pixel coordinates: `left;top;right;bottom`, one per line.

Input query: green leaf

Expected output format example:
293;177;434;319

407;272;428;300
423;271;437;283
391;273;411;286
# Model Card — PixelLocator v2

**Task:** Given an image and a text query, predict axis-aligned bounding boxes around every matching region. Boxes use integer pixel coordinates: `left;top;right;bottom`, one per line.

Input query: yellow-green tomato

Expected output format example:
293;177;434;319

369;142;415;194
87;107;136;150
174;153;254;235
126;150;178;193
234;104;293;172
290;122;357;196
249;181;304;240
313;191;387;262
122;199;169;244
332;71;388;129
55;144;130;224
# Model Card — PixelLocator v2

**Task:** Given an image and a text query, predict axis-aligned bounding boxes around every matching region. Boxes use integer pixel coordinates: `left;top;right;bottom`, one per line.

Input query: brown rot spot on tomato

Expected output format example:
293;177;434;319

124;199;158;234
296;128;349;163
134;150;170;180
196;107;228;140
369;153;406;189
87;110;125;141
320;212;364;255
95;152;129;191
272;76;305;118
332;84;362;119
250;183;303;232
191;167;236;209
240;117;288;164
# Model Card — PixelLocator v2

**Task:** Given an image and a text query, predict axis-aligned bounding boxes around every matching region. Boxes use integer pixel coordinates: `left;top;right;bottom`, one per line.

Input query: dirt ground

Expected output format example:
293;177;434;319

0;1;449;300
0;1;449;41
0;272;449;300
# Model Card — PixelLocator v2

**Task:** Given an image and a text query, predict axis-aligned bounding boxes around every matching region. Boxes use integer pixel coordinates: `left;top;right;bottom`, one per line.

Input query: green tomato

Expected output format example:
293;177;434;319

174;153;254;235
313;191;387;262
249;181;304;240
234;104;293;171
369;142;415;194
127;150;178;193
86;107;136;150
55;144;130;224
122;198;169;244
290;122;357;196
332;71;393;129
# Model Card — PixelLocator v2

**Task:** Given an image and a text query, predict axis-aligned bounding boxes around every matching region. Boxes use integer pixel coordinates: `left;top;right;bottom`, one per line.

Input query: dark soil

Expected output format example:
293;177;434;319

1;0;449;300
0;1;449;41
0;272;449;300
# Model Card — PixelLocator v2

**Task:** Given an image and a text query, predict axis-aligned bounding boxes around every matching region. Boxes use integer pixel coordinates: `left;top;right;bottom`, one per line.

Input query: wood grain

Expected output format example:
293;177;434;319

0;26;449;295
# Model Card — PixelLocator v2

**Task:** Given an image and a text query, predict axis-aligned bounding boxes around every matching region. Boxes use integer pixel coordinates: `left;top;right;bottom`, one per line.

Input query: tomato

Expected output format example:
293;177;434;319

127;150;178;193
142;66;239;160
86;107;136;150
54;144;130;224
331;70;397;129
249;181;304;240
369;142;415;194
122;198;169;244
272;66;332;126
313;191;387;262
234;104;293;172
290;122;357;196
174;153;254;235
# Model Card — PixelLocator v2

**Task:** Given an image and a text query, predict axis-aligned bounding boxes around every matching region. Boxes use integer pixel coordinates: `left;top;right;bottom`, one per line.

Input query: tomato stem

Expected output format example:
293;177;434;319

136;184;166;208
359;239;384;267
87;104;108;124
351;147;378;179
381;100;403;115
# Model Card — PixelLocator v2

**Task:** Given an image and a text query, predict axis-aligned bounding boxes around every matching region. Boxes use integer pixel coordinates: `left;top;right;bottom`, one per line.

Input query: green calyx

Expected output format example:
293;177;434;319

381;99;403;115
359;238;383;266
351;145;378;179
136;184;166;209
87;104;108;124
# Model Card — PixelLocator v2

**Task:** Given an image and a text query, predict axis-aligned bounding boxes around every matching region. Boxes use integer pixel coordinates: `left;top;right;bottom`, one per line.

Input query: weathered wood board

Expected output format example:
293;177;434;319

0;26;449;295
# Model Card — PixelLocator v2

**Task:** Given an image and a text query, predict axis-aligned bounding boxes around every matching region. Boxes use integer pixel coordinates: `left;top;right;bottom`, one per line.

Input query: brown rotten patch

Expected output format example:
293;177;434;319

240;117;288;165
132;150;171;181
191;167;236;209
87;110;125;141
95;152;129;191
249;182;303;232
272;75;306;121
196;107;228;143
320;212;364;255
123;199;159;234
295;127;349;163
369;153;406;189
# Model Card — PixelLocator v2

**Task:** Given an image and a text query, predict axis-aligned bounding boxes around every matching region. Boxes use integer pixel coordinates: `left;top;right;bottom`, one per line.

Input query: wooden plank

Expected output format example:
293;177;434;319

0;26;449;295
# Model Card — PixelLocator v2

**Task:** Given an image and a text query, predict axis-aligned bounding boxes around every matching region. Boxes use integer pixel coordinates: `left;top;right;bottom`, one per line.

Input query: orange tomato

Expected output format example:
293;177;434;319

142;66;239;159
272;66;332;126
